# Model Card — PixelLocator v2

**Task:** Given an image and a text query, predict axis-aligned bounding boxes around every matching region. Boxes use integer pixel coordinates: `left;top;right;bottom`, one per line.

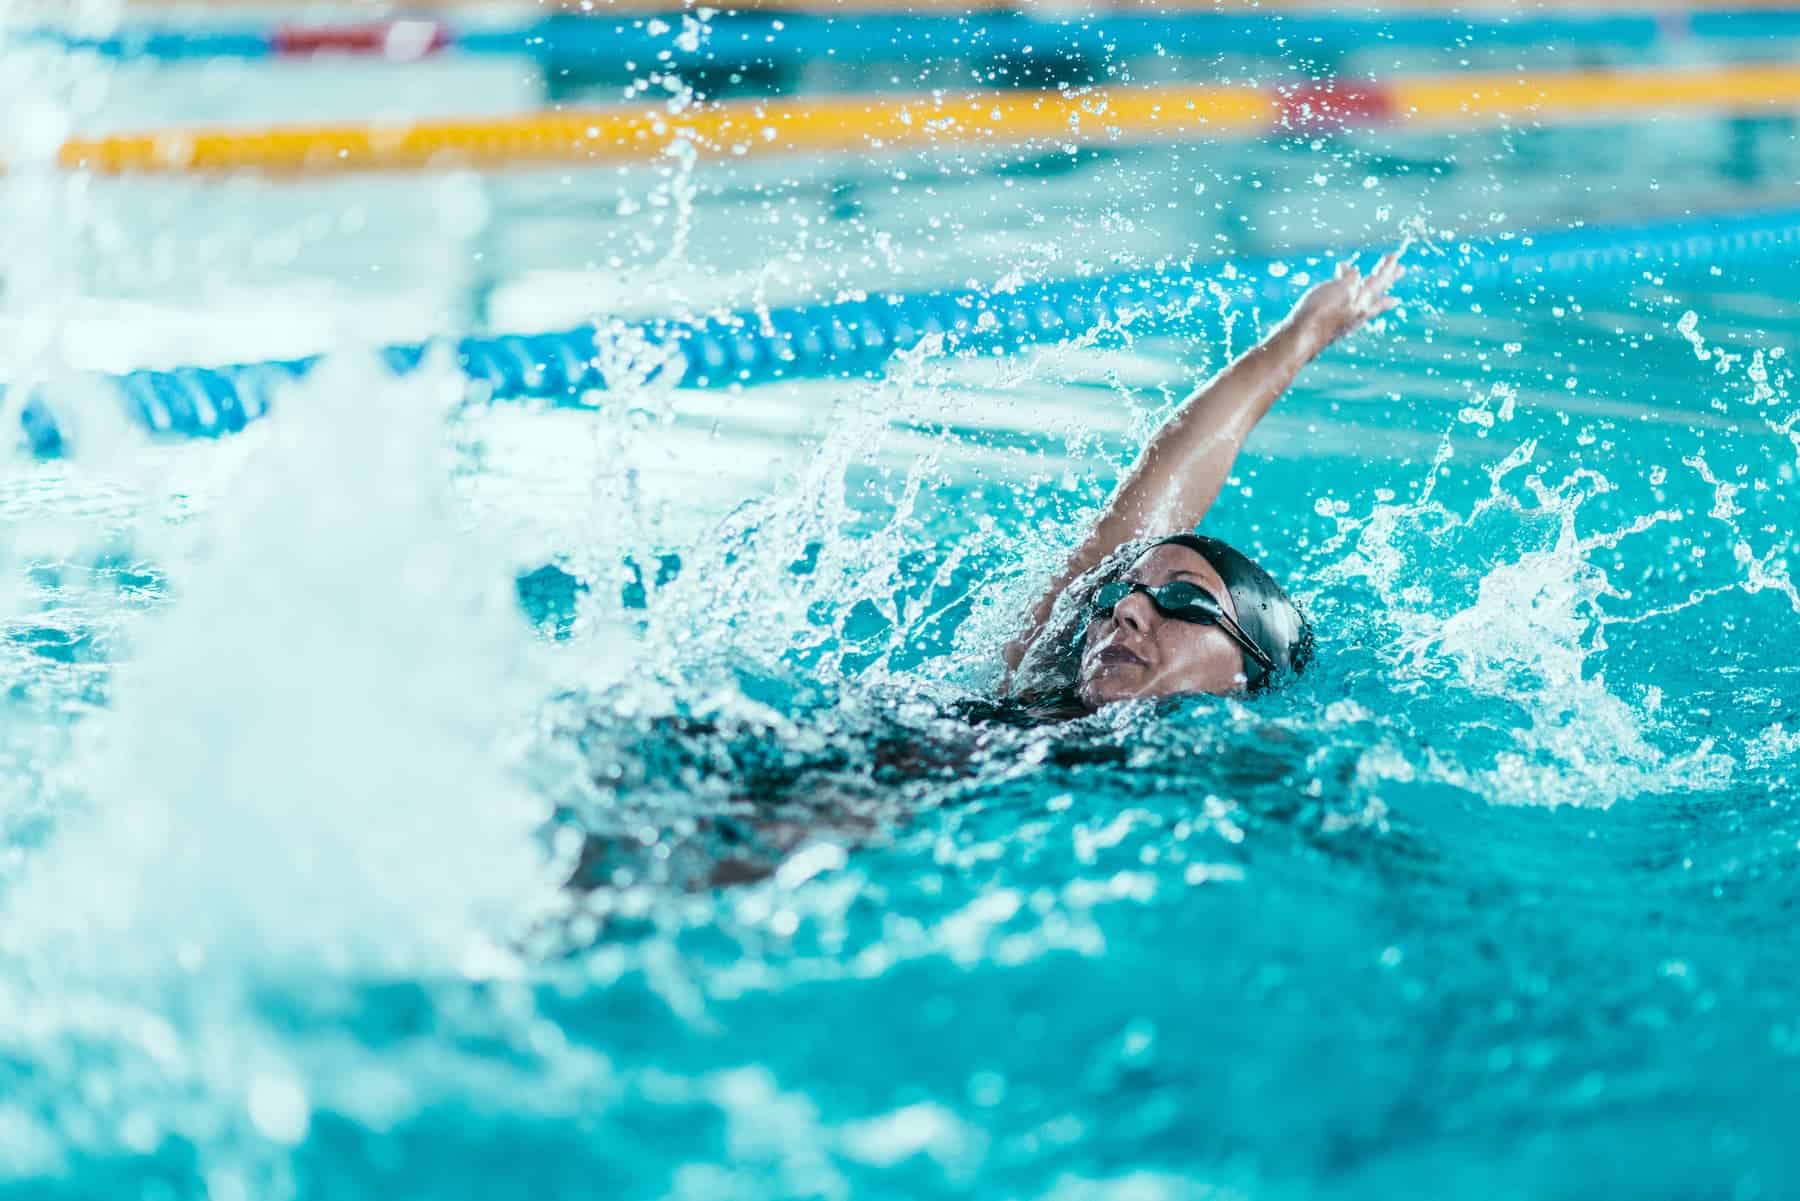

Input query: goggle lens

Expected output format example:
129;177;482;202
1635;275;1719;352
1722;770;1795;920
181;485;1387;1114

1091;580;1222;623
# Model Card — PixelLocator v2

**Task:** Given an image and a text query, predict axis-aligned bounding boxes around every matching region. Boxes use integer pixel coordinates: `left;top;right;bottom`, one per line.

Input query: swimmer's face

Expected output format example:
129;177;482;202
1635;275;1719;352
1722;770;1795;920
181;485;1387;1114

1077;544;1250;708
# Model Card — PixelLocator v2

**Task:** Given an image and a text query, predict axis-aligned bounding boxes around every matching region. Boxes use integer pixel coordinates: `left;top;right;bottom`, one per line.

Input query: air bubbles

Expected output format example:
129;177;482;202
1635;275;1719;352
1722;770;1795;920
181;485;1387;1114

247;1072;311;1146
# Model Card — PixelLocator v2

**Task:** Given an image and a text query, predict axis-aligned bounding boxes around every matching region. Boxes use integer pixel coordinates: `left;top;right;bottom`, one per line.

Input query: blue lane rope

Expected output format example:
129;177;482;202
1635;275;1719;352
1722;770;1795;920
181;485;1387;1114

25;9;1800;68
17;206;1800;457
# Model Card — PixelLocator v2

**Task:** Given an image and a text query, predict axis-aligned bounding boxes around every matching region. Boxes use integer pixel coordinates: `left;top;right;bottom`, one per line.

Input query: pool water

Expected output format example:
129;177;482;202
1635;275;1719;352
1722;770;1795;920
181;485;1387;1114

6;25;1800;1201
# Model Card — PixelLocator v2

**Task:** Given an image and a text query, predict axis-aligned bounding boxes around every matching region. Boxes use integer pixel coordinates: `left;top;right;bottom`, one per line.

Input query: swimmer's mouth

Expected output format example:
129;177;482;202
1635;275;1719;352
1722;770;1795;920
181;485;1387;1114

1096;645;1147;669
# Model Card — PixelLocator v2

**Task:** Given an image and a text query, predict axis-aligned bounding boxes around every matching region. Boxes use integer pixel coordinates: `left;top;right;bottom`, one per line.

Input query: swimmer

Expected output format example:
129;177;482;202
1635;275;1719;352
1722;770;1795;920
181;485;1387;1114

1001;251;1406;716
560;251;1407;905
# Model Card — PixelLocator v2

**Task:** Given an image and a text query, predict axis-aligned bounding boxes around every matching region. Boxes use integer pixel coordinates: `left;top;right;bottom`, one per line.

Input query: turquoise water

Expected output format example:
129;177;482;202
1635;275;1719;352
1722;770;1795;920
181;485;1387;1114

7;30;1800;1201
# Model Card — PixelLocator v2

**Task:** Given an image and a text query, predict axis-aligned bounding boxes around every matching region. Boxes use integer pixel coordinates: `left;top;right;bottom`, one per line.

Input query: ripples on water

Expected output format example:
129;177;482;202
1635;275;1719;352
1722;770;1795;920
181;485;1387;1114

6;33;1800;1201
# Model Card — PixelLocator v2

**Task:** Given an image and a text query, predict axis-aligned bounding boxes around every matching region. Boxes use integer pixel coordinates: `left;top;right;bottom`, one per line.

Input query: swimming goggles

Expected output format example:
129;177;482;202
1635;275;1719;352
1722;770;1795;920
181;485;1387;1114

1089;580;1277;676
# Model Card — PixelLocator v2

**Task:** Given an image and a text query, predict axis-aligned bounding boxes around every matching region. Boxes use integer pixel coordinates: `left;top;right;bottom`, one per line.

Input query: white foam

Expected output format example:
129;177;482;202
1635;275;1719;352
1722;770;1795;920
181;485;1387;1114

10;351;559;975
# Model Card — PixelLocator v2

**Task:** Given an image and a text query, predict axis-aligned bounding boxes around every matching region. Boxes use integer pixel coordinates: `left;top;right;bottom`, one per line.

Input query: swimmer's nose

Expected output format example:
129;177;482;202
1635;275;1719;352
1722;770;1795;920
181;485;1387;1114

1112;589;1154;635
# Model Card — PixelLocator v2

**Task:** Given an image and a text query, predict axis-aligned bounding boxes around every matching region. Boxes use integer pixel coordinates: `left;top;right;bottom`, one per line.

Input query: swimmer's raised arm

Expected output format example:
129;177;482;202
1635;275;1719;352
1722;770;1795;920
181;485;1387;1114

1003;252;1405;675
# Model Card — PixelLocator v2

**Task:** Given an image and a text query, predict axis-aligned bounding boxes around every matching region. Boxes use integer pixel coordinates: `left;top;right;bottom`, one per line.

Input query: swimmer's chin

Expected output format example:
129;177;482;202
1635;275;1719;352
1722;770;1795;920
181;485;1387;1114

1079;670;1249;709
1077;656;1140;707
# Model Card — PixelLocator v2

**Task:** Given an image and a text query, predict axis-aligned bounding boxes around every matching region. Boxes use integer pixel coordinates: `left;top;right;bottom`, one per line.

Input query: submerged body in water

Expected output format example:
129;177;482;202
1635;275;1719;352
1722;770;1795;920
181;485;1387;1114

558;681;1317;898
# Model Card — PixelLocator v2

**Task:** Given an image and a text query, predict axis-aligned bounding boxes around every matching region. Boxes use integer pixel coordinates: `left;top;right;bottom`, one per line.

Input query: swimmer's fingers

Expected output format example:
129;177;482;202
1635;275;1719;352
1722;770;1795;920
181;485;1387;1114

1369;253;1404;292
1371;266;1404;318
1362;263;1406;314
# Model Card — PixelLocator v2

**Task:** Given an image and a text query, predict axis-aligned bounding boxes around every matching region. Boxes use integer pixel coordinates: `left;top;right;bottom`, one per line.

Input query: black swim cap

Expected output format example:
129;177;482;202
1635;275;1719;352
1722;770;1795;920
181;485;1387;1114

1151;534;1313;690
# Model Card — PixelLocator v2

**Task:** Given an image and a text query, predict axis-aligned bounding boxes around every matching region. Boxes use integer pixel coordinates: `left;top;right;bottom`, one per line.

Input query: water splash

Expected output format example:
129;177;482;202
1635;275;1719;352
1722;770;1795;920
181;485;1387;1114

1314;432;1730;809
11;353;560;971
0;348;601;1193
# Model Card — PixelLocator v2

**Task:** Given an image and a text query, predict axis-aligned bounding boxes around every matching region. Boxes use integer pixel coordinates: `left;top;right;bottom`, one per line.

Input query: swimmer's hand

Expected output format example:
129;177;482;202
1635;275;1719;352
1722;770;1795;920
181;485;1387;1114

1283;251;1405;355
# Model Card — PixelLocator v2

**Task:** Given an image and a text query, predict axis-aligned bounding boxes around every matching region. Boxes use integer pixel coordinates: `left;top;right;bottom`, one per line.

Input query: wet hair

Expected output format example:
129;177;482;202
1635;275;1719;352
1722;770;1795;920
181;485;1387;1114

1151;533;1312;690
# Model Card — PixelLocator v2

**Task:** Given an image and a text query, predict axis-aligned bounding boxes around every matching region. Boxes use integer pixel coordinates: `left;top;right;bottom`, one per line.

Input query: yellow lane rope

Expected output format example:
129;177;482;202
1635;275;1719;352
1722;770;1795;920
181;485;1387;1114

55;84;1275;175
1393;63;1800;124
50;63;1800;178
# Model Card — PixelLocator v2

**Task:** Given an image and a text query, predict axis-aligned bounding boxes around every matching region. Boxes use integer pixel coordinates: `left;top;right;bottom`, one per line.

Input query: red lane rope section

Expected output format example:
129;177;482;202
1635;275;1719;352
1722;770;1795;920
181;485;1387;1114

270;21;451;60
1274;81;1397;133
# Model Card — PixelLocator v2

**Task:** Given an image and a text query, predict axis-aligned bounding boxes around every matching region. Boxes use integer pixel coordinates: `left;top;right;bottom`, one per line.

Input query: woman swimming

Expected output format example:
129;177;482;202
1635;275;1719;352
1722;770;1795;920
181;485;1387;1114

561;251;1407;899
1000;251;1407;715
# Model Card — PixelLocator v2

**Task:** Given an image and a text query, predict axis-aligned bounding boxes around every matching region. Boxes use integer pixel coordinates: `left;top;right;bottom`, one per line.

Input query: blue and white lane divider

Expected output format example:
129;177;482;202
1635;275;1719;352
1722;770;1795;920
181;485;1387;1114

27;8;1800;68
17;206;1800;457
515;9;1800;69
